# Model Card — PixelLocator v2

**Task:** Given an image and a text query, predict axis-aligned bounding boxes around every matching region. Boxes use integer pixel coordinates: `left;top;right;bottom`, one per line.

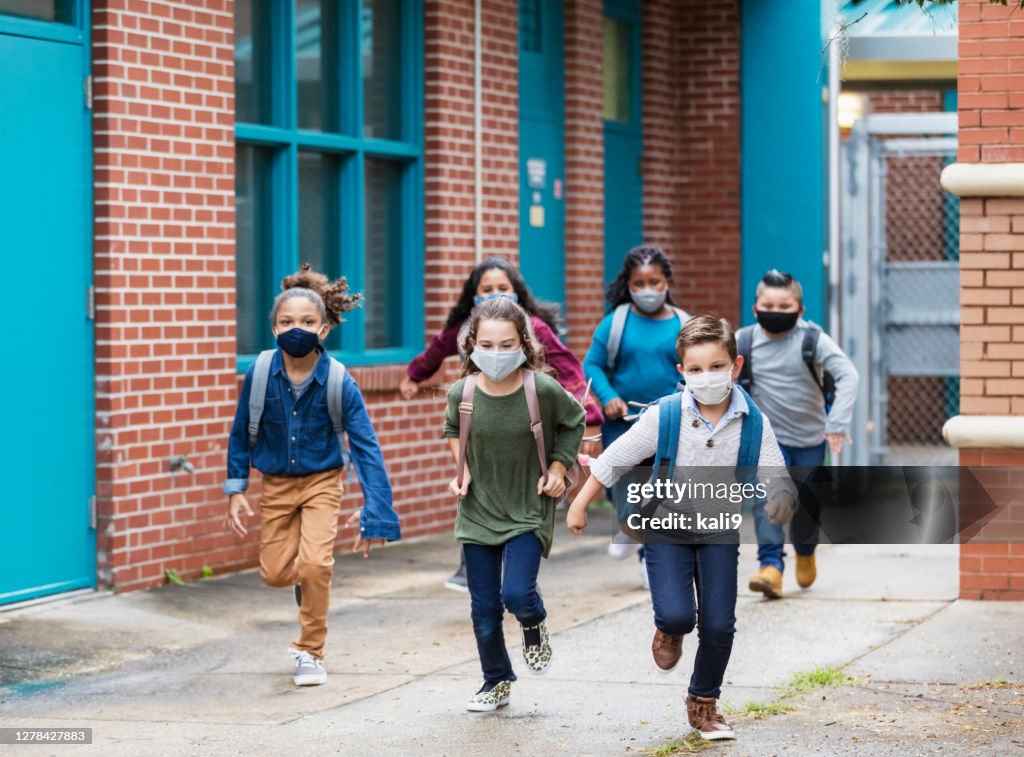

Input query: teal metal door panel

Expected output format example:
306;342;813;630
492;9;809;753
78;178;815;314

518;0;565;305
602;0;642;284
0;28;95;604
740;0;826;325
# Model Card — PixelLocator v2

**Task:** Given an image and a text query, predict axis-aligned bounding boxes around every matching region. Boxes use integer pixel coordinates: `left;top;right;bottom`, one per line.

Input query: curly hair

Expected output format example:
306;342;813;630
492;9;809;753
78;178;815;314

605;244;678;311
458;296;554;378
444;256;560;333
270;263;362;326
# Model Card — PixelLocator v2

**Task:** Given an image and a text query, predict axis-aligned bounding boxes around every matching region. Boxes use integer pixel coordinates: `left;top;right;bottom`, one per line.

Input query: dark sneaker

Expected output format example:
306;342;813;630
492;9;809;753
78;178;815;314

651;629;683;673
289;648;327;687
521;620;552;675
686;695;736;740
444;552;469;593
294;583;302;607
466;680;511;712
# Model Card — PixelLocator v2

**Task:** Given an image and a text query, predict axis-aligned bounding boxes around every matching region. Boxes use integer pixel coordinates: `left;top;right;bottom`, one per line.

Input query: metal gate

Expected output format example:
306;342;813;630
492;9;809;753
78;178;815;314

840;113;959;466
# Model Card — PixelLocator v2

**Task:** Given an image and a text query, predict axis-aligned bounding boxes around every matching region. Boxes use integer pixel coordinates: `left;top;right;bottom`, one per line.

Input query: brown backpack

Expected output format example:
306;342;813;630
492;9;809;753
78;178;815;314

456;368;588;506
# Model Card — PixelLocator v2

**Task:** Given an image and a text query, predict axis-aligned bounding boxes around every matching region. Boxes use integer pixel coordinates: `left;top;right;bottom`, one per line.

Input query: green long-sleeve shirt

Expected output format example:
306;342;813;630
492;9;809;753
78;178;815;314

444;371;586;557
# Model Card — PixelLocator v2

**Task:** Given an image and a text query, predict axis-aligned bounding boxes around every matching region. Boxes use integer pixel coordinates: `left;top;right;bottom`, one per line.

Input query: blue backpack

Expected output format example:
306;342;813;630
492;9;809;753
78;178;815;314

620;385;764;525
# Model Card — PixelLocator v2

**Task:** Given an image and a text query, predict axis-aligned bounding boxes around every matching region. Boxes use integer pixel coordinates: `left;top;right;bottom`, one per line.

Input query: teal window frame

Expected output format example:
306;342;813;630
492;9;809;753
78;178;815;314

234;0;424;372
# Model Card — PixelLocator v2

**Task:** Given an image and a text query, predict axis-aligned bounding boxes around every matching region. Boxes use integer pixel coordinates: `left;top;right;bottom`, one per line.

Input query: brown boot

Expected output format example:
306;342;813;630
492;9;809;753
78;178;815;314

651;629;683;673
748;565;783;599
686;694;736;741
795;553;817;588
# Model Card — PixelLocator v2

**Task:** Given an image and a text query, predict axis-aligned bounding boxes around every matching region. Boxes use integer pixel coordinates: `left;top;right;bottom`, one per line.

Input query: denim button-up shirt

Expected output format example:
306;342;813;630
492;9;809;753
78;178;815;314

224;348;401;542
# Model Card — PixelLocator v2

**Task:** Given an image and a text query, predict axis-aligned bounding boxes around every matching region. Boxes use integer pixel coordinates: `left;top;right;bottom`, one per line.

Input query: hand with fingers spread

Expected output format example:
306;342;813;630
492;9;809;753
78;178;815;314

226;493;254;538
346;508;385;558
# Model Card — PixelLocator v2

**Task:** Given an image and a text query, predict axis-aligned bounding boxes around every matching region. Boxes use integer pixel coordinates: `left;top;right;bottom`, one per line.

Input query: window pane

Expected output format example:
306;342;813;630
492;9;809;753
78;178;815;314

298;151;341;350
236;145;275;355
364;159;404;349
235;0;272;125
362;0;403;140
519;0;542;53
603;18;631;124
296;0;338;131
0;0;72;23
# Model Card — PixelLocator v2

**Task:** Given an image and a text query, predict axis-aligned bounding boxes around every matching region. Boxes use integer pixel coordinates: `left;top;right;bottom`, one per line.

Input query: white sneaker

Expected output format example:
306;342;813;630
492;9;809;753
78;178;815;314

608;540;642;560
289;647;327;686
639;556;650;590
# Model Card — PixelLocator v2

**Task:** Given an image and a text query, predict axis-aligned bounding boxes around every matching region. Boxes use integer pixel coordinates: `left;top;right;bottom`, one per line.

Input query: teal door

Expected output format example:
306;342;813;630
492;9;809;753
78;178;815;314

0;6;95;604
603;0;642;283
518;0;565;305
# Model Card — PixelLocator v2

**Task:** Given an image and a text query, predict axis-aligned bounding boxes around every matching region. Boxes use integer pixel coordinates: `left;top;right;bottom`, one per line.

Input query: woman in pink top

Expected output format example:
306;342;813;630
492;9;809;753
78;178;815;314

398;256;603;591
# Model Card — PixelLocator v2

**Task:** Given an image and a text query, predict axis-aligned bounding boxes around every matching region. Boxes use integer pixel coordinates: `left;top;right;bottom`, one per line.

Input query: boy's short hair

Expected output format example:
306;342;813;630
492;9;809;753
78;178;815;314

676;314;737;363
755;269;803;305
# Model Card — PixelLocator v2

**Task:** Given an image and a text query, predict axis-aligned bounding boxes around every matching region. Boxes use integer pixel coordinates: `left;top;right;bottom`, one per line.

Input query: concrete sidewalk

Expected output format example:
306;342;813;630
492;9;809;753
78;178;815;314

1;510;1021;756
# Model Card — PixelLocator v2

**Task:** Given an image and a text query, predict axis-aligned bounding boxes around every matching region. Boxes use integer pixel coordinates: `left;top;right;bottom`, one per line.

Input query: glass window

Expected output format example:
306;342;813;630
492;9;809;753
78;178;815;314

234;0;422;364
235;0;273;126
0;0;73;23
296;0;339;131
362;0;403;140
236;145;275;355
519;0;542;54
603;18;631;124
364;159;404;349
298;151;341;350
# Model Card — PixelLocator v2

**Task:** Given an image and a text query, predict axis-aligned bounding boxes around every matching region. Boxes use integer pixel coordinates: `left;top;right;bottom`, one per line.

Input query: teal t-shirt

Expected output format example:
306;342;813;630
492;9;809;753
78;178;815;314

583;308;683;406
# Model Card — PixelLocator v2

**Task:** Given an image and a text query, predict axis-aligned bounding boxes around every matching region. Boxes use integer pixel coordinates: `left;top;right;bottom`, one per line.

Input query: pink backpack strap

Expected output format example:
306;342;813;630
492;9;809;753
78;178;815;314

456;375;477;490
522;369;549;486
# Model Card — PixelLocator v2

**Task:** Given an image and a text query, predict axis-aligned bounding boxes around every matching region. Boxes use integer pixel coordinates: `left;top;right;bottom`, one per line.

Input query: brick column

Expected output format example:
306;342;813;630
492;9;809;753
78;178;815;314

643;0;741;324
92;0;238;591
941;0;1024;600
563;0;605;357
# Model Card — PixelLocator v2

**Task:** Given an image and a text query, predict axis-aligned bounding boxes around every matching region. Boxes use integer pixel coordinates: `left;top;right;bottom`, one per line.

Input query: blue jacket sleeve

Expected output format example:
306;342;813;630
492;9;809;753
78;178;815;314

223;366;255;495
583;314;618;407
342;372;402;541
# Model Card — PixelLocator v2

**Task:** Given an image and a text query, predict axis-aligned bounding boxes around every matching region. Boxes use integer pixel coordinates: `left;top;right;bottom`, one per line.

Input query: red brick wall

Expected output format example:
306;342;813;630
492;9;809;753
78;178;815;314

92;0;239;591
563;0;606;357
864;89;946;114
643;0;741;326
955;0;1024;601
957;0;1024;163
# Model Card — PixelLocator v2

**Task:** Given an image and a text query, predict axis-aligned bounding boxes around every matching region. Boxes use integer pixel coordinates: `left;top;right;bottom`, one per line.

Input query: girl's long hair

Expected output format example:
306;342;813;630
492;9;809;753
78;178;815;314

458;297;554;378
444;256;560;333
604;244;678;312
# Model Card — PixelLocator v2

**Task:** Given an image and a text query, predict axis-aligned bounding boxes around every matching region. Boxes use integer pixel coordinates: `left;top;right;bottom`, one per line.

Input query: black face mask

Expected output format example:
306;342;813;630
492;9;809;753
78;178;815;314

755;310;800;334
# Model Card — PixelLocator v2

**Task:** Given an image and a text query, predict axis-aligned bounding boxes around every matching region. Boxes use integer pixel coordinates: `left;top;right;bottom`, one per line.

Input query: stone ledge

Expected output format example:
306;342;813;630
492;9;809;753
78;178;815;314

942;415;1024;449
940;163;1024;197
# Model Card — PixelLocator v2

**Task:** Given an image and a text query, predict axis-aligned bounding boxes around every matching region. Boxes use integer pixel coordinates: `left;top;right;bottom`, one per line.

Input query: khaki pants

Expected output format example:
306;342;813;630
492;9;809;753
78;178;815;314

260;467;343;659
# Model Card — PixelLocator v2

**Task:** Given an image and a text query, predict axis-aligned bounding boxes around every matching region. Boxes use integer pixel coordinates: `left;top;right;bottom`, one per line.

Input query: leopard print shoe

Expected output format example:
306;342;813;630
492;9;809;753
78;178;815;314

466;680;512;712
521;620;552;675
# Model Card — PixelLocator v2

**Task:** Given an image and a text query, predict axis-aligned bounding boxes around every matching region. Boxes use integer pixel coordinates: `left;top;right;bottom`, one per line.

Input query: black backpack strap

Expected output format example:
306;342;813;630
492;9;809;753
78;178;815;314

736;326;754;392
801;326;827;400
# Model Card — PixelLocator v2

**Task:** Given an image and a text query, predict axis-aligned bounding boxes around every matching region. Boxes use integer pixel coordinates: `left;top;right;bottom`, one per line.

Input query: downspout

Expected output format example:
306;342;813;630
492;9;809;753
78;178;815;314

474;0;483;262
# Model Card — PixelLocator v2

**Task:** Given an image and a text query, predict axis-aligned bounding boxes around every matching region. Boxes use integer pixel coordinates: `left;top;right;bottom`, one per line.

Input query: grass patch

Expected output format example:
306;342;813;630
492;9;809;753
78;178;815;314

646;732;713;756
724;700;795;720
783;666;855;697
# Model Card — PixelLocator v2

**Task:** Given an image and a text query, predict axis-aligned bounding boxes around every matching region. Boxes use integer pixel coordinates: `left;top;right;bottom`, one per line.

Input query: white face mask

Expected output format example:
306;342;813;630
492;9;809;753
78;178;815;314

630;287;667;314
685;368;733;405
470;348;526;382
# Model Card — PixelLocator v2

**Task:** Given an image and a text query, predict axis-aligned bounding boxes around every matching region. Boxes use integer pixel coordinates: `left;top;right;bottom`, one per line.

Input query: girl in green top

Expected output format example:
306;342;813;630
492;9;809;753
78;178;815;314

444;296;586;713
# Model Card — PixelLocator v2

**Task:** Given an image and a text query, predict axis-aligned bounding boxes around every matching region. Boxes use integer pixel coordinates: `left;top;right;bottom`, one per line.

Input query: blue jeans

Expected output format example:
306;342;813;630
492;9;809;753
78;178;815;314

645;543;739;699
463;532;546;684
753;441;826;571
